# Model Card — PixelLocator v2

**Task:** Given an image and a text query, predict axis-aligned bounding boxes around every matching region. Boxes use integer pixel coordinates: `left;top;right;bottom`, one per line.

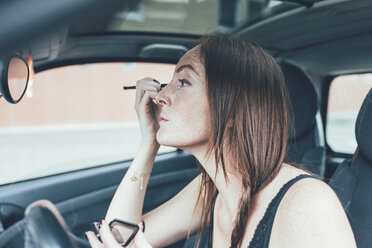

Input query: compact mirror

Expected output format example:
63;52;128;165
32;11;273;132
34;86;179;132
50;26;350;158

0;55;29;104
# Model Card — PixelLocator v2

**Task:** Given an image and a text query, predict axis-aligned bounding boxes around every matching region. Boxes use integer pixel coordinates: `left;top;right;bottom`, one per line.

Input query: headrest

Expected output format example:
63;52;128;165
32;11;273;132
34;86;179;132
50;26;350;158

280;62;318;140
356;88;372;162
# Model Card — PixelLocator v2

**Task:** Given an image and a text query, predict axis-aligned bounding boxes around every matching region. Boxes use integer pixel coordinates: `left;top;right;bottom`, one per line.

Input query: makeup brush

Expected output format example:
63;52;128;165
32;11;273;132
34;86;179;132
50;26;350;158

123;79;167;90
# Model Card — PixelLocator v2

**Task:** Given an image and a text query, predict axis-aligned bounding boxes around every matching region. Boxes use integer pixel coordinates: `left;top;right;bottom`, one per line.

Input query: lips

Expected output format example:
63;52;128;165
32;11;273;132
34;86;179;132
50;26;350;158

159;116;168;122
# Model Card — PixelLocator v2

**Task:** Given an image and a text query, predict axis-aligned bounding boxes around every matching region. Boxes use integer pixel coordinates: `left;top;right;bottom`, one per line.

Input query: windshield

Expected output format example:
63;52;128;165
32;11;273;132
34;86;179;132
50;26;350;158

70;0;301;36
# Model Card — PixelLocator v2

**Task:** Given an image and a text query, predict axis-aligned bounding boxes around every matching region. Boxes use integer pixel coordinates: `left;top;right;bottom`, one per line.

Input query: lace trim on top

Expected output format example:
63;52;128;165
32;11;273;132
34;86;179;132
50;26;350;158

247;174;315;248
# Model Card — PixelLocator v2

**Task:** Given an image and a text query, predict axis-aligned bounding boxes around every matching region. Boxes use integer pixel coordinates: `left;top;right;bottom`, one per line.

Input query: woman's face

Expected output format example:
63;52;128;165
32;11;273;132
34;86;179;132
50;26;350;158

155;46;211;151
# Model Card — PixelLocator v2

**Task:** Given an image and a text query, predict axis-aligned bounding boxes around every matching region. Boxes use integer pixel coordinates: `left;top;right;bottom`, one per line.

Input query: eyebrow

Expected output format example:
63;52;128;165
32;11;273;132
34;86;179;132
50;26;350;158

176;64;199;76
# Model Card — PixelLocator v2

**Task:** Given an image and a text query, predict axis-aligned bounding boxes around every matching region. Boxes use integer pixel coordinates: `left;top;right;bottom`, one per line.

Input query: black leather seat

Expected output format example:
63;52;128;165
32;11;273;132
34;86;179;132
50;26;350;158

281;62;326;176
329;88;372;248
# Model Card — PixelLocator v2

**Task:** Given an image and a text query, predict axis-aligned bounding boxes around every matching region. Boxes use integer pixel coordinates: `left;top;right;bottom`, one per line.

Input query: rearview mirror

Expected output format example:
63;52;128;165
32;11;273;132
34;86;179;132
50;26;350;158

0;55;30;104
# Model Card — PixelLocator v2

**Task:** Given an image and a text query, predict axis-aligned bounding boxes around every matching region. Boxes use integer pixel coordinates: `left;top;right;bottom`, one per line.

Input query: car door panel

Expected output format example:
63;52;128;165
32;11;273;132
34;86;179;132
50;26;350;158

0;151;199;247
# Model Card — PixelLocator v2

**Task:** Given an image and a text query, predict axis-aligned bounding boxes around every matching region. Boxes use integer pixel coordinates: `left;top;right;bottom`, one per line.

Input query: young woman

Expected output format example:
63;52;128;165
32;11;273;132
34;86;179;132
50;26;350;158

85;36;356;248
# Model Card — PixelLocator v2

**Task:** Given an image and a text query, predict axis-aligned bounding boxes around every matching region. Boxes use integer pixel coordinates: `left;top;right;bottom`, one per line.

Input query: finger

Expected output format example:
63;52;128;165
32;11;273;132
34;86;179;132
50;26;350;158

136;78;161;90
139;77;161;85
99;220;121;247
137;84;158;94
132;230;152;248
135;86;158;109
142;79;161;89
140;91;158;109
135;90;158;114
85;231;104;248
136;85;159;106
136;77;154;84
136;78;161;92
139;91;159;121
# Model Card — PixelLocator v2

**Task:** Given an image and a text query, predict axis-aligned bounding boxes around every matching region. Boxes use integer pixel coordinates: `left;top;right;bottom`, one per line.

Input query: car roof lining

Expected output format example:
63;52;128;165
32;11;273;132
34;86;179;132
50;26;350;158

33;0;372;76
235;0;372;51
235;0;372;75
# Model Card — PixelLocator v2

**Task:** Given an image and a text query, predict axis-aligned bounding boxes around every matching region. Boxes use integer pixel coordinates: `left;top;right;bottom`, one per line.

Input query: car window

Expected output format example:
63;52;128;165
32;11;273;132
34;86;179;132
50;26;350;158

0;62;176;185
326;73;372;154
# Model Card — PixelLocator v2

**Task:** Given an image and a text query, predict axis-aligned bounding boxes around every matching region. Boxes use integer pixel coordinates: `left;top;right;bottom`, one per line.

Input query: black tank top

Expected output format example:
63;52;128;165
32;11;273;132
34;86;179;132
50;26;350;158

205;174;318;248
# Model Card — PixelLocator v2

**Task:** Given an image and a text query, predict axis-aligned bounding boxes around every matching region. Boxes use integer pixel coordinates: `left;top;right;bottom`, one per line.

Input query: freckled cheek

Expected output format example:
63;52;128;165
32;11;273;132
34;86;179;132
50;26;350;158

156;95;210;147
177;101;210;137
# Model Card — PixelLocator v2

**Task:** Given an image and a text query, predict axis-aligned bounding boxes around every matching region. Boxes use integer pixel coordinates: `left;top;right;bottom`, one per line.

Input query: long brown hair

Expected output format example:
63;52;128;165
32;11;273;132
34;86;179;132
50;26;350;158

193;35;292;248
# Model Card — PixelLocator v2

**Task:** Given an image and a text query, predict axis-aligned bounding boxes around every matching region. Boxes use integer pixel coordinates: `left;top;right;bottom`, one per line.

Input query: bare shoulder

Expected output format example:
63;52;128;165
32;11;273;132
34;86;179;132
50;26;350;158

270;176;357;248
282;176;339;206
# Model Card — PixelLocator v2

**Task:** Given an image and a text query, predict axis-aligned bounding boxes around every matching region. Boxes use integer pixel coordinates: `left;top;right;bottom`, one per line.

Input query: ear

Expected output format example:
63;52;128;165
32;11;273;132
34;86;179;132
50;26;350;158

227;118;234;128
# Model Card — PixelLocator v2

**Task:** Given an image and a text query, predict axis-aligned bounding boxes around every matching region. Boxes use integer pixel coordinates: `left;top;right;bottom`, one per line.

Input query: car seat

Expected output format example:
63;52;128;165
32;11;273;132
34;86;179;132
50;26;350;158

329;88;372;248
281;62;326;176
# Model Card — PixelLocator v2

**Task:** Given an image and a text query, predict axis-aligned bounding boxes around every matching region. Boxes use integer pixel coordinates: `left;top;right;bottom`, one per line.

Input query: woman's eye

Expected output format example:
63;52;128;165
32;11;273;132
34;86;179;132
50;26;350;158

178;79;191;87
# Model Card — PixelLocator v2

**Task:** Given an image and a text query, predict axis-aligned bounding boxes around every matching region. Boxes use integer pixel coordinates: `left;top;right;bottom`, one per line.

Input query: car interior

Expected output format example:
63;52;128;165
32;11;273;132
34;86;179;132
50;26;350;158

0;0;372;247
329;88;372;248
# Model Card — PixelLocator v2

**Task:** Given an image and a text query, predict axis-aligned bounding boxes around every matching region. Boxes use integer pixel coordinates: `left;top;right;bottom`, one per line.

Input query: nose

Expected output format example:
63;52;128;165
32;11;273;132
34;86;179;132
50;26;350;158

155;86;171;107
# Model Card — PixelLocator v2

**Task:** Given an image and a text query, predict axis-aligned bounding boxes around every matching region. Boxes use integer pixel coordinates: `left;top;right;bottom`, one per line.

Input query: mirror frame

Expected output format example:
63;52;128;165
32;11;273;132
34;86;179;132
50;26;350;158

0;54;30;104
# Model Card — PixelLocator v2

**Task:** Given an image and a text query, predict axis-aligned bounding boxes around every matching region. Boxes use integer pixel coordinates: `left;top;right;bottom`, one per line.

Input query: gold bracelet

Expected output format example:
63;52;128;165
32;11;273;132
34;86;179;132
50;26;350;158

128;167;151;190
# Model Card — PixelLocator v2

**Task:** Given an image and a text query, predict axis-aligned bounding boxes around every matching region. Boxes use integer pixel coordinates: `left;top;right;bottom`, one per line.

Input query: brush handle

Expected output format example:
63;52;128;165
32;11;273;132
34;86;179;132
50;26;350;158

123;84;167;90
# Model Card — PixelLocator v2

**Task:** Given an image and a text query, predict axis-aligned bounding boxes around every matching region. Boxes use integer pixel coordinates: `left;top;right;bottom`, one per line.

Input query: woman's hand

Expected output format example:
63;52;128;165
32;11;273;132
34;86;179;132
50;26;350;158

85;220;152;248
134;78;162;147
